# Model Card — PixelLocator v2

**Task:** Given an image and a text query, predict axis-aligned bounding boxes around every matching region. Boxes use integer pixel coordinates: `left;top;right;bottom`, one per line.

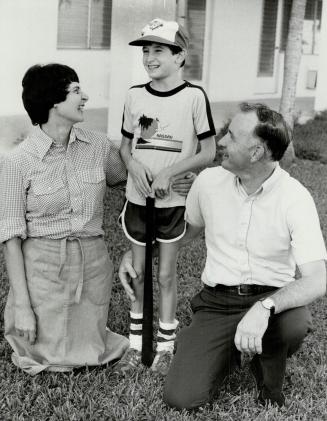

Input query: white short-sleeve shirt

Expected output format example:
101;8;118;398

185;165;327;287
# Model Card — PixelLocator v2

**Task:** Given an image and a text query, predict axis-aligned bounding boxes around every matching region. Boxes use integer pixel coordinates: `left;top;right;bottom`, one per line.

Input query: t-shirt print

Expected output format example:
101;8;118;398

135;114;182;153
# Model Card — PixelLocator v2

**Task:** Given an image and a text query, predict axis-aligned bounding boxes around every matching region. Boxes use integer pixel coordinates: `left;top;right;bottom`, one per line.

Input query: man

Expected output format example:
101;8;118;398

119;103;326;409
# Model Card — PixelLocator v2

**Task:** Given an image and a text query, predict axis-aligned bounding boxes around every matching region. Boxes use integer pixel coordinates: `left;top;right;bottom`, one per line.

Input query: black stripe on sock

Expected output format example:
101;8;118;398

157;337;175;343
158;327;176;335
130;330;143;336
130;318;143;325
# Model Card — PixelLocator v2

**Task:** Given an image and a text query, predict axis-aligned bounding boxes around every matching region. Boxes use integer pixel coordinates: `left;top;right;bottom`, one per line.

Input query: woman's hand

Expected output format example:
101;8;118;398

14;305;36;344
128;159;153;197
118;250;137;302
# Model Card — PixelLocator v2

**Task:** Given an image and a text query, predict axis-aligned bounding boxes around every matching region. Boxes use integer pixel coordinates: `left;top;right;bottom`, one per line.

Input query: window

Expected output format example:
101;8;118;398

178;0;207;80
57;0;112;49
281;0;322;55
302;0;322;54
257;0;279;77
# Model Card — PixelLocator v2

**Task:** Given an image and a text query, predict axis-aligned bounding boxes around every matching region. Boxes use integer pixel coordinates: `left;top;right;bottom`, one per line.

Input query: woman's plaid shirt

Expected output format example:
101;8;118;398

0;126;127;242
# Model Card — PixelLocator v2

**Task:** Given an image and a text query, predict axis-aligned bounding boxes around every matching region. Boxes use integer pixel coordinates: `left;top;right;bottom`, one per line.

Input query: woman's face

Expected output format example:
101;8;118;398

54;82;89;124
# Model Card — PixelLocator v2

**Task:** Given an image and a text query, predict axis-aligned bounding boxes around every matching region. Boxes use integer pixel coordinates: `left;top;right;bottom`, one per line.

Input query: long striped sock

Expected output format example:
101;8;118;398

129;311;143;351
156;319;179;353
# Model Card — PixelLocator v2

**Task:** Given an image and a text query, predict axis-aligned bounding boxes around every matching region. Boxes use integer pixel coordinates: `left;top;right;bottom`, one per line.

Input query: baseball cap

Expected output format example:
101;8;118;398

129;18;189;50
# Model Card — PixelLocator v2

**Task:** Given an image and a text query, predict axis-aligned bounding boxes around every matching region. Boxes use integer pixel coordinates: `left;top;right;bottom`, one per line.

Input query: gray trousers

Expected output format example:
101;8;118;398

163;286;312;409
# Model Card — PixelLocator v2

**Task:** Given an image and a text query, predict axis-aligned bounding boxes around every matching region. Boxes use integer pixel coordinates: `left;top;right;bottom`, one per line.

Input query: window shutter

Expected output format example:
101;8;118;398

281;0;292;51
90;0;112;48
57;0;89;49
257;0;279;77
183;0;206;81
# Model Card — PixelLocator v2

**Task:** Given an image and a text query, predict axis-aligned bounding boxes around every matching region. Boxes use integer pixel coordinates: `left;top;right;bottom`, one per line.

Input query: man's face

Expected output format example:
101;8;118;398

218;111;260;174
142;43;182;81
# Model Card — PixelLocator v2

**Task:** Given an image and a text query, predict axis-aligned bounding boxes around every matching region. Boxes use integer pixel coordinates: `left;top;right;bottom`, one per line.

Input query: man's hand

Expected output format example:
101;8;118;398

171;172;196;197
118;250;137;302
151;169;171;199
14;305;36;345
234;301;270;355
127;159;153;197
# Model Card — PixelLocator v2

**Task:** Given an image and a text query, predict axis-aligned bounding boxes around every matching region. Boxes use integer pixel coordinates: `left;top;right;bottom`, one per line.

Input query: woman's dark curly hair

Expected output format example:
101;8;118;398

22;63;79;125
240;102;292;161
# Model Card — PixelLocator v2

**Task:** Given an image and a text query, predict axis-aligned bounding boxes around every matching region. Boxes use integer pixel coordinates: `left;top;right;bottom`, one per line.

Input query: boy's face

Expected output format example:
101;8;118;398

142;43;184;81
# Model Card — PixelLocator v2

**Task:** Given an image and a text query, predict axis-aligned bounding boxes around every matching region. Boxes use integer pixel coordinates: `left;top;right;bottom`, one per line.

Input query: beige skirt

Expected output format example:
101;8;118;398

5;236;129;375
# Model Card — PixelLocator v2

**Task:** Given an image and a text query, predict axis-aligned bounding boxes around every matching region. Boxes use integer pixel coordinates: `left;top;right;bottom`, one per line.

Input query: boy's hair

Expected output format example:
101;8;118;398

167;44;186;68
239;102;292;161
22;63;79;125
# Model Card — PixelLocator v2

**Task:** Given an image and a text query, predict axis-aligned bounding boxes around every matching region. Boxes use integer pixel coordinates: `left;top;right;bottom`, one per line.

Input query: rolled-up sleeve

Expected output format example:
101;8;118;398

103;138;127;186
0;156;27;243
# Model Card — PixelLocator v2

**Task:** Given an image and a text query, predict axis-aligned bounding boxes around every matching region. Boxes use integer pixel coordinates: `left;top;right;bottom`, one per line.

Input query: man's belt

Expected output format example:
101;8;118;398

204;283;278;296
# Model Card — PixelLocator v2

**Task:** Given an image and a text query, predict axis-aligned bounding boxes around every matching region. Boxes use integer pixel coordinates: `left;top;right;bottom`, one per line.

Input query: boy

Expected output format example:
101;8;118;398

117;18;216;375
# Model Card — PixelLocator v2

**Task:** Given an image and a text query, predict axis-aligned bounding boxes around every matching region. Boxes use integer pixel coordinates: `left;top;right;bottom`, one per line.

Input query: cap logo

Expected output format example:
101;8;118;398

146;19;163;33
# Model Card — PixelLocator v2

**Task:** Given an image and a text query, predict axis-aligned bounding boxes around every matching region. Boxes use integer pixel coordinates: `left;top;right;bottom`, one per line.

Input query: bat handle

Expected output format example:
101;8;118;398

142;196;155;366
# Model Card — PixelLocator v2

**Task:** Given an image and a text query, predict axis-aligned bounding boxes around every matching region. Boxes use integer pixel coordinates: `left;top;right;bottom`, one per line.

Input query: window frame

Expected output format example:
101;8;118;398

57;0;112;50
280;0;322;56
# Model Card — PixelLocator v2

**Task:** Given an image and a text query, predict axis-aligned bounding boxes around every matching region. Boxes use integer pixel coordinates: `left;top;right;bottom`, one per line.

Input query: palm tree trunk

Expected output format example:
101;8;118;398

280;0;307;166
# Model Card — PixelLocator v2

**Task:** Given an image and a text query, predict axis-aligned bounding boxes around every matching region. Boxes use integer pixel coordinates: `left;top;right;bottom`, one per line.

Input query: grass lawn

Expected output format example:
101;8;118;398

1;116;327;420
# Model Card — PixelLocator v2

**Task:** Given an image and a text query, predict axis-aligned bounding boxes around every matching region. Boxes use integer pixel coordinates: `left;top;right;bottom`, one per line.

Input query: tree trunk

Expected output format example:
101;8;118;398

279;0;307;167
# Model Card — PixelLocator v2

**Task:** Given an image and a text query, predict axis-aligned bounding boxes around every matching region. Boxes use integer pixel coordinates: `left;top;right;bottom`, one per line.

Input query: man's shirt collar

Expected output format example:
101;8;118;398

234;163;283;198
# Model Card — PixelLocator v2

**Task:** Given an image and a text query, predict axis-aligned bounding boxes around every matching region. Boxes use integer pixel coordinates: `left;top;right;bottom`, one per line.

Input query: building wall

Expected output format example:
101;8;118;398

206;0;319;103
206;0;262;102
315;0;327;111
0;0;323;119
0;0;111;116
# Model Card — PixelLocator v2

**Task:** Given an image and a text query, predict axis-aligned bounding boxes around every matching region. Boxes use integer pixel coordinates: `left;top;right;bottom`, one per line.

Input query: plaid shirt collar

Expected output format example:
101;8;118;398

29;126;91;161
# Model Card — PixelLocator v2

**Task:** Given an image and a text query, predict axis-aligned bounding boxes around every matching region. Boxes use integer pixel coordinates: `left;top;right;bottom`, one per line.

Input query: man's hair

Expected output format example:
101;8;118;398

239;102;292;161
22;63;79;125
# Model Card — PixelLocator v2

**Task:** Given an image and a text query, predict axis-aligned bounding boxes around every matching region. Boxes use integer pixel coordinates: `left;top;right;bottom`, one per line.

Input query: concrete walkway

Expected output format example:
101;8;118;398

0;97;315;154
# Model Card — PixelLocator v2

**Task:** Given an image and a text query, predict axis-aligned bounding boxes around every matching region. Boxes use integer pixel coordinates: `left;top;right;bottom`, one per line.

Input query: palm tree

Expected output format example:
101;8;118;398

279;0;307;166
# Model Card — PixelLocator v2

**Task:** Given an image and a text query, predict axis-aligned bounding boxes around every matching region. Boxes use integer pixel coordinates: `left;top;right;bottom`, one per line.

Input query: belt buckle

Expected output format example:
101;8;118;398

237;285;250;295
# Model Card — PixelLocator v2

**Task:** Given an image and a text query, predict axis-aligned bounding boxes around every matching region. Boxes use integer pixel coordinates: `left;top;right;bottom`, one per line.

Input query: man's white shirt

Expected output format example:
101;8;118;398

185;164;327;287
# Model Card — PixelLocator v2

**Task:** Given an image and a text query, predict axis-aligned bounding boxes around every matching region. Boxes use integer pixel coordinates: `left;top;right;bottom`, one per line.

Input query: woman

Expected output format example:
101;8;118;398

0;63;131;374
0;63;194;375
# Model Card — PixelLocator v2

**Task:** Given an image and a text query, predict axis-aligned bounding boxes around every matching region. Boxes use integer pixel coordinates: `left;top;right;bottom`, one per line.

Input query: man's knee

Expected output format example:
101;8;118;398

163;379;209;410
279;307;312;344
268;306;312;351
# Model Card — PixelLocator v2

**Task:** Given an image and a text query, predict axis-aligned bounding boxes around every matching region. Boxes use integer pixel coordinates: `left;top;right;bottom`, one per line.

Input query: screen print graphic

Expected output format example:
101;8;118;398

135;114;182;153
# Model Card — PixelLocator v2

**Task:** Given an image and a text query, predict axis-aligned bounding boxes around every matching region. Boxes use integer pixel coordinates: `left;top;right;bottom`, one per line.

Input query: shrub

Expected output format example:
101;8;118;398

293;110;327;163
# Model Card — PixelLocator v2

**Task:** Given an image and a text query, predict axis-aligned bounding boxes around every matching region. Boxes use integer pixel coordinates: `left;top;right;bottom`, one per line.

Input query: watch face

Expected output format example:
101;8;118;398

262;298;275;310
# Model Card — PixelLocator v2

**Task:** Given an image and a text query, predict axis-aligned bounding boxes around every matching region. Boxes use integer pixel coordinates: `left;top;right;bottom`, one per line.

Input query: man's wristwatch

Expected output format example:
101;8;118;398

259;297;275;317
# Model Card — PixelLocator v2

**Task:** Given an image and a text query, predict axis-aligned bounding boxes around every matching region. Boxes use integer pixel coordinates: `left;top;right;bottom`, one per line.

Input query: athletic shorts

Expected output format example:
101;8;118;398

119;200;186;246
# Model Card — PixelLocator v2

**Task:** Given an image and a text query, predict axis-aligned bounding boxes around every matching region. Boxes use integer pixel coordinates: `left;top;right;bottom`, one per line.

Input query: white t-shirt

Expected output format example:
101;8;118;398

121;81;216;208
185;165;327;287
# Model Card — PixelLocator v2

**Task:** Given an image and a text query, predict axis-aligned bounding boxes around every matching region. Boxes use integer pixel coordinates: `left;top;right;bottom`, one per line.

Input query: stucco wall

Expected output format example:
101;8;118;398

207;0;263;102
0;0;111;116
206;0;319;102
315;0;327;111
